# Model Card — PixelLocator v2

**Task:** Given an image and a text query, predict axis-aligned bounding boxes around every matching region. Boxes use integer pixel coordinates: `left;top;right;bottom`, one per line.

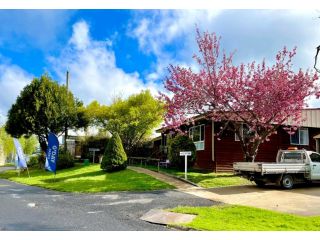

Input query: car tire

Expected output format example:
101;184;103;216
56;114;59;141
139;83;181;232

281;174;294;189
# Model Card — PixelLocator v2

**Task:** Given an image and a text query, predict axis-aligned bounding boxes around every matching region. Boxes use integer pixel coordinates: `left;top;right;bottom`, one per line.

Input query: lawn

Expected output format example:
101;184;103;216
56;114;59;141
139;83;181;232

171;205;320;231
0;164;175;192
2;163;15;167
134;164;250;188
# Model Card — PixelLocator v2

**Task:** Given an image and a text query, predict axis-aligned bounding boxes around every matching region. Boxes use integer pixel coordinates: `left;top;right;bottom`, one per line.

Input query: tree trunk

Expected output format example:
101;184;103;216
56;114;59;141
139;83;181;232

38;135;48;169
244;154;255;162
64;125;68;152
243;140;261;162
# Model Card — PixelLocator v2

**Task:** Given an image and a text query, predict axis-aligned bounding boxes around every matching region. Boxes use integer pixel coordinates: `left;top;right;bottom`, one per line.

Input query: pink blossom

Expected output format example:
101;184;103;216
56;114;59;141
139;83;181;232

160;28;319;161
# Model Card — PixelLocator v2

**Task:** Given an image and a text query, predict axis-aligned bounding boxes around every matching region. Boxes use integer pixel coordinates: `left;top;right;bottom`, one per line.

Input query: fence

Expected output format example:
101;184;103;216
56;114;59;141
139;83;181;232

128;156;163;171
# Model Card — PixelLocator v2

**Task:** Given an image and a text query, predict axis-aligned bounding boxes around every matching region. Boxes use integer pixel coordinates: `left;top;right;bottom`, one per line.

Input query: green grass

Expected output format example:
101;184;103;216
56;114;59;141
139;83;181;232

0;164;175;192
134;164;250;188
171;205;320;231
1;163;14;167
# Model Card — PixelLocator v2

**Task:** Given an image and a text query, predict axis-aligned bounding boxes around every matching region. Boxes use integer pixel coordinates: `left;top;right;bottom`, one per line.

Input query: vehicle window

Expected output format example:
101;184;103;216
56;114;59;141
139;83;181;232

310;153;320;163
282;152;305;163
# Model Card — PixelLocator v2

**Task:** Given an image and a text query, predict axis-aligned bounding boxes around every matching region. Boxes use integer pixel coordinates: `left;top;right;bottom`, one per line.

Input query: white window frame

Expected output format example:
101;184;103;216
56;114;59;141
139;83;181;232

235;124;244;142
189;124;205;151
290;128;309;146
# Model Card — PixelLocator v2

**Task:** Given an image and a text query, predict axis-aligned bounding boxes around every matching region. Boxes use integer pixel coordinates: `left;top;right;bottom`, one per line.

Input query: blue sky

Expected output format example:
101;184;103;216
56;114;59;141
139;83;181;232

0;9;320;123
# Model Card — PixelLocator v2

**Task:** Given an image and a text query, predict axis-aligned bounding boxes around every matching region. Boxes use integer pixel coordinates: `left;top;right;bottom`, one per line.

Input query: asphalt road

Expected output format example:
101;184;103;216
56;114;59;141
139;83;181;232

0;169;214;231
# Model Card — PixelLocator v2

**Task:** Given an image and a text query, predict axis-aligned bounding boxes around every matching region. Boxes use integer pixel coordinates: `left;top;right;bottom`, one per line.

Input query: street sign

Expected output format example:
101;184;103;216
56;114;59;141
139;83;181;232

89;148;100;151
180;151;192;180
180;151;192;156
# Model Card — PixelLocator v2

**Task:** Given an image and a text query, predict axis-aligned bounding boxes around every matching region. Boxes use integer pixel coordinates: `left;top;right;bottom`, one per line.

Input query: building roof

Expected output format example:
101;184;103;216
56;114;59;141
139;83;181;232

157;109;320;132
292;109;320;128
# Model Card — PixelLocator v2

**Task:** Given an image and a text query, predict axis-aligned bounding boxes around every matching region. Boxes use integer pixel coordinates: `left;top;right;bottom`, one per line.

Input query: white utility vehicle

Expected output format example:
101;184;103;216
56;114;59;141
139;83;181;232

233;148;320;189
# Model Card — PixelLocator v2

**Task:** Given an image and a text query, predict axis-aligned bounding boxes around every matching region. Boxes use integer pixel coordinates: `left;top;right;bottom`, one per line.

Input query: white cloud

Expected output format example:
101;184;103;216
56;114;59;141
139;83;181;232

0;60;32;124
130;10;320;107
69;21;91;50
131;10;221;56
49;20;161;106
130;10;222;81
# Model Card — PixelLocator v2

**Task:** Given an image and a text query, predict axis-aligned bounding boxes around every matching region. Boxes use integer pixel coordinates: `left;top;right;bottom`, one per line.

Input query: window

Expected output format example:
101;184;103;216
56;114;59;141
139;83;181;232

235;124;244;141
235;124;256;142
290;128;309;145
189;124;205;151
310;153;320;163
282;152;306;163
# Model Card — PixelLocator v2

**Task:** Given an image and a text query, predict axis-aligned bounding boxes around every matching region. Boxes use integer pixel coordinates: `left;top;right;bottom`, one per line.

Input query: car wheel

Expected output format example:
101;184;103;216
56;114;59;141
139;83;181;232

281;174;294;189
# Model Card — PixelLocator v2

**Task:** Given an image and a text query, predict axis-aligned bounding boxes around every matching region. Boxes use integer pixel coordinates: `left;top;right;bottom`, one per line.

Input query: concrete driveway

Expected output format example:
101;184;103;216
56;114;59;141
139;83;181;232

183;183;320;216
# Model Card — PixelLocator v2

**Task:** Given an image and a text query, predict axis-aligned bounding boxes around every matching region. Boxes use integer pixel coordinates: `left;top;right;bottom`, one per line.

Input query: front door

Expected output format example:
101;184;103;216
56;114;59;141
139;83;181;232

309;153;320;180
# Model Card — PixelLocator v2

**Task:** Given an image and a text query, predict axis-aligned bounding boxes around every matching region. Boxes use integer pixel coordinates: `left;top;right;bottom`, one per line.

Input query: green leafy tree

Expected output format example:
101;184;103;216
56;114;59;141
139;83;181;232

85;100;109;126
0;126;14;156
5;74;88;155
86;90;165;154
101;132;127;171
168;135;196;170
19;135;38;155
0;126;38;160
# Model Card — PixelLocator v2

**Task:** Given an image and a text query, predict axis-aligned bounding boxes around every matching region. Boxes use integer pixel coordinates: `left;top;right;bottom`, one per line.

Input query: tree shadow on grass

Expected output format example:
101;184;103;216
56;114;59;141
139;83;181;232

167;170;239;184
185;174;242;184
42;170;106;183
41;170;173;192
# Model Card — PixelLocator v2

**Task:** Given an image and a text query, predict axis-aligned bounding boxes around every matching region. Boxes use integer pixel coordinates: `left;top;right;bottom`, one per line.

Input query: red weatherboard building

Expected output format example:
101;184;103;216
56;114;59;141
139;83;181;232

155;109;320;172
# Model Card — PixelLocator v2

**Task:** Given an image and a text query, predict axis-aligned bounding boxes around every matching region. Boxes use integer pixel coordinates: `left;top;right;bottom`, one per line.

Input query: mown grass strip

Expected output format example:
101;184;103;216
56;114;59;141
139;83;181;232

133;164;250;188
171;205;320;231
0;164;175;192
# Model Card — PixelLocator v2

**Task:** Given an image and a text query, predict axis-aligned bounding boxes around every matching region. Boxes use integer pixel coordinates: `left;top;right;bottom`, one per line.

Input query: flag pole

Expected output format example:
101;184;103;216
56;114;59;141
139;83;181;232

26;167;30;178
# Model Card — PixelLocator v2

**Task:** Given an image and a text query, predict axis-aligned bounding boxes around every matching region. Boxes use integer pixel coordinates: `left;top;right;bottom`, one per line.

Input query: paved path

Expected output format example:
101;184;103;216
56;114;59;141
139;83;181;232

187;184;320;216
0;177;213;230
129;167;320;216
0;166;15;172
128;166;199;190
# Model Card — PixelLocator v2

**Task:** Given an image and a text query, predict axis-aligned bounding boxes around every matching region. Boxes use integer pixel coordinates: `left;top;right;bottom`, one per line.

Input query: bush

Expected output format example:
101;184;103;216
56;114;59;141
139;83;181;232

57;149;74;170
101;132;127;172
27;155;40;168
80;136;109;162
168;134;196;170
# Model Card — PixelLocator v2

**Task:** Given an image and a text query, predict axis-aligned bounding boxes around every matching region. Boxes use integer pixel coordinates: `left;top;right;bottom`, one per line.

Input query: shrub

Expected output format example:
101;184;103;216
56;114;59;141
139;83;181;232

27;155;40;168
101;132;127;172
80;135;109;162
168;134;196;170
57;149;74;170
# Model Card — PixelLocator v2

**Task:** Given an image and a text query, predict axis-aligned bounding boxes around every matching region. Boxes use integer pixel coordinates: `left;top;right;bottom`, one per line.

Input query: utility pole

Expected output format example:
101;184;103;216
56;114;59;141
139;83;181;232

64;71;69;152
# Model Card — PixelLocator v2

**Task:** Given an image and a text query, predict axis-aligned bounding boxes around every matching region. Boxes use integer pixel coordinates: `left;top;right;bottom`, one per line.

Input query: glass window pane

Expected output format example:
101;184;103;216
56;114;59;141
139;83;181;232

189;128;192;140
193;126;200;142
194;141;204;151
300;129;308;145
199;141;204;150
290;131;299;144
283;152;304;161
310;153;320;162
200;125;204;141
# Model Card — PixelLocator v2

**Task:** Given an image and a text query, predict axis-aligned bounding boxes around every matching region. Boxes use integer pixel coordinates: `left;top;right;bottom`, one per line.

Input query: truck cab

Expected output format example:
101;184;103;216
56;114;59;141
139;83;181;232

308;151;320;180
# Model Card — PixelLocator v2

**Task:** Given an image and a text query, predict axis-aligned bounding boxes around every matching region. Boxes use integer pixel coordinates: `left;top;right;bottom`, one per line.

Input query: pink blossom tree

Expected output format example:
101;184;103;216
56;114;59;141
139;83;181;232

161;29;319;162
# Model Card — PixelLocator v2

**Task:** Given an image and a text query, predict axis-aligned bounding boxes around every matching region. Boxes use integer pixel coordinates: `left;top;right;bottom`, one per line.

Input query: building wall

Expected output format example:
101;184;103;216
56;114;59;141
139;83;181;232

194;122;213;170
213;124;320;171
157;120;320;172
